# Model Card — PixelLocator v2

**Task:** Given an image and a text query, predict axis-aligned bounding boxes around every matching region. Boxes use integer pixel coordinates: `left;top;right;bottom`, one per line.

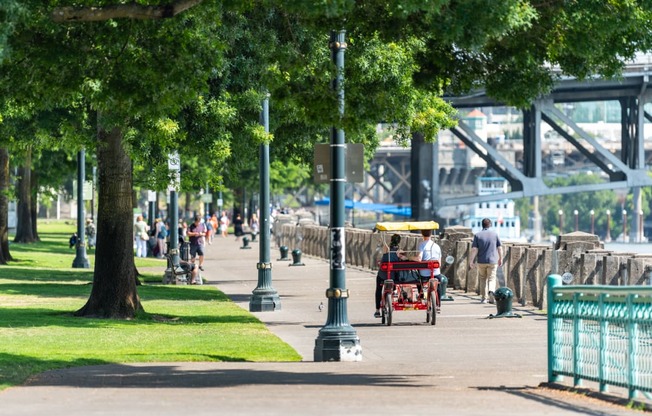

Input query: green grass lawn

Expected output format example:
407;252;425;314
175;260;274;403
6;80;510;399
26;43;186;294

0;220;300;390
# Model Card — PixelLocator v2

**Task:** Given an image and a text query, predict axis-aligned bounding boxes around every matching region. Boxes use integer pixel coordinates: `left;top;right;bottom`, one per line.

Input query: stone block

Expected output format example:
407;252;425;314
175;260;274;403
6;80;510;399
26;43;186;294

580;252;604;285
628;257;652;285
507;246;525;300
602;255;624;285
523;246;544;306
454;240;471;290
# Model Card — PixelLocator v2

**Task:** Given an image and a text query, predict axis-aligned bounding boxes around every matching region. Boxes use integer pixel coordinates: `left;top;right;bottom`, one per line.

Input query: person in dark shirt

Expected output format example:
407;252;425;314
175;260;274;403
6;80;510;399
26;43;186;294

188;215;207;271
374;234;407;318
233;214;244;241
469;218;504;304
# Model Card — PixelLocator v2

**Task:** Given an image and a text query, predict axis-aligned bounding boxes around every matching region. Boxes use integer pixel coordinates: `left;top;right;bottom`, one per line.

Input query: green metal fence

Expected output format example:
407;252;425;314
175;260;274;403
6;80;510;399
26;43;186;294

547;274;652;399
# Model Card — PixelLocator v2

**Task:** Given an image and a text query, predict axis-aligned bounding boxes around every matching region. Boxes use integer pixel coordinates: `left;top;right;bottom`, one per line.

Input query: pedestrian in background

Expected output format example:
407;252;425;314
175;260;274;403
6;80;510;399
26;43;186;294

205;215;214;245
133;215;149;258
220;211;229;238
233;213;244;241
85;218;96;249
188;214;207;271
209;214;218;243
250;212;259;237
469;218;503;304
155;218;168;259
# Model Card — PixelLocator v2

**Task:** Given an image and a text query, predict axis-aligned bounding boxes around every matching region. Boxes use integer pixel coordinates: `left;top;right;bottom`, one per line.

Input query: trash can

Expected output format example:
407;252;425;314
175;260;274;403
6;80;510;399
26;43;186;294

490;287;520;318
439;274;453;301
180;242;190;261
240;236;251;249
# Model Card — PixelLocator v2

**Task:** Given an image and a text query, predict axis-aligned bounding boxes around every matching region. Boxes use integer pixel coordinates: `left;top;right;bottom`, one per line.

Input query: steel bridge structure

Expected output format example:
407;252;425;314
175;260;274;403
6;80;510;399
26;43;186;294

357;60;652;242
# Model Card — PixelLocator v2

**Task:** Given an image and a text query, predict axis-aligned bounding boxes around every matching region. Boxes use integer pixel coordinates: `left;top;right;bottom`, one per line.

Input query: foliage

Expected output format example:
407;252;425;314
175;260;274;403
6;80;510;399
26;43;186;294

535;174;647;238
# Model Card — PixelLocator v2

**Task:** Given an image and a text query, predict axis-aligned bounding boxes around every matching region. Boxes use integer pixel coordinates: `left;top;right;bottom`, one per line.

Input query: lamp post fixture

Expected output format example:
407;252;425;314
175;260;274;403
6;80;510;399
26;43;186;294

590;210;595;235
574;209;579;232
558;209;564;235
639;210;645;243
605;209;612;242
314;30;361;362
250;93;280;312
72;149;90;268
623;210;628;242
163;152;180;283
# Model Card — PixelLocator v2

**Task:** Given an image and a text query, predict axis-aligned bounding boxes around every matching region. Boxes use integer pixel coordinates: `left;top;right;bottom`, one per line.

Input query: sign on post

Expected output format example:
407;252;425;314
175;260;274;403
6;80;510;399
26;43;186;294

313;143;364;183
72;180;94;201
168;151;180;191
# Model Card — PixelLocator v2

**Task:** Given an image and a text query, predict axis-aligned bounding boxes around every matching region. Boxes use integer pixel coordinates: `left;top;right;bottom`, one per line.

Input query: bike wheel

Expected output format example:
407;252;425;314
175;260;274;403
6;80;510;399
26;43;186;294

425;292;431;323
428;291;437;326
385;293;393;326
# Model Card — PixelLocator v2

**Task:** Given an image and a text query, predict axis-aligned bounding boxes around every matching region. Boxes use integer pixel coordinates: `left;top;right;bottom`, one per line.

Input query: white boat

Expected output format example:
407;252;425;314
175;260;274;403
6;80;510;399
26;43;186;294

462;177;523;241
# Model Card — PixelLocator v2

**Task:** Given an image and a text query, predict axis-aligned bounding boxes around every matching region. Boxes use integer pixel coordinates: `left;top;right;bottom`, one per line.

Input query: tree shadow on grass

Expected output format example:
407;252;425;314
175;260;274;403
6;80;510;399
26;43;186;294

0;280;229;302
0;305;262;328
11;231;80;252
0;353;111;389
21;362;413;389
0;267;93;282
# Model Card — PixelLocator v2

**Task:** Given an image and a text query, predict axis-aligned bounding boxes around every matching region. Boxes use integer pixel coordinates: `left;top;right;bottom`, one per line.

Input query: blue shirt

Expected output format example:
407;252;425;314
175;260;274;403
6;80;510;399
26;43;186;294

472;228;502;264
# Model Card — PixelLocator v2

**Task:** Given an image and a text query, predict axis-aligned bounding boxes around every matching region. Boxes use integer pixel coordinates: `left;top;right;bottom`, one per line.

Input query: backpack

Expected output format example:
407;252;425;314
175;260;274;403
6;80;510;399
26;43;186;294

158;225;168;239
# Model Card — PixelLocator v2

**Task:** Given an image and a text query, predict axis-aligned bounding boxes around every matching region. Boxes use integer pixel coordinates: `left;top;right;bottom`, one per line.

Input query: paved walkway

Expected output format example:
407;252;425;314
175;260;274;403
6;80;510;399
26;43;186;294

0;236;646;415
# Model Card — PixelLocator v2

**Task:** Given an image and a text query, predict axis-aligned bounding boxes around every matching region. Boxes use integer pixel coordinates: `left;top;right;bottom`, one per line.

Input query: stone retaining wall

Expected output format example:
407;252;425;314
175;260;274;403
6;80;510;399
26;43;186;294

272;219;651;310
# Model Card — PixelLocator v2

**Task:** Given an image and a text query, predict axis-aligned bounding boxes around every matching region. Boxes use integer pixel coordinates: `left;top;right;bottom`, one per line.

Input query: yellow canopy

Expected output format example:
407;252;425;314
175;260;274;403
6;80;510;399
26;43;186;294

374;221;439;232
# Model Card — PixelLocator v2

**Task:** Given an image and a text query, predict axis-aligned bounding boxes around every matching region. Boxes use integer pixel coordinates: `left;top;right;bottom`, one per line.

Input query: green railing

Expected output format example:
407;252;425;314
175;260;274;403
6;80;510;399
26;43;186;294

547;275;652;399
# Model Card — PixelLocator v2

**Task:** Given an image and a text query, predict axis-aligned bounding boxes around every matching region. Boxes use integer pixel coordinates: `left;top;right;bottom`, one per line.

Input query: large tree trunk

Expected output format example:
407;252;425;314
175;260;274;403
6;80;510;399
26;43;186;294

30;169;40;241
14;147;36;243
75;124;142;318
0;148;12;263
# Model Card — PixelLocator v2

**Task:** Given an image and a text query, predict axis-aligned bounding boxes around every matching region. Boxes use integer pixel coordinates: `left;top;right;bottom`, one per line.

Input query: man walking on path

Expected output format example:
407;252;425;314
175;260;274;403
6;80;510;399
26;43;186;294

469;218;503;304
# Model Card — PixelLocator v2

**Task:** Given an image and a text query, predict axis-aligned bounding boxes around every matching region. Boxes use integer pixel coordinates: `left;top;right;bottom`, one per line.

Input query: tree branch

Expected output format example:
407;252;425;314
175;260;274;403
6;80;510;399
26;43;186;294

51;0;203;23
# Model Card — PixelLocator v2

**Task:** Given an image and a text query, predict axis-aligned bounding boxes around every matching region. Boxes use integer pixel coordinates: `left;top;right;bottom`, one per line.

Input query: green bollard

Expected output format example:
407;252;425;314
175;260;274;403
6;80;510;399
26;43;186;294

489;287;521;318
439;274;454;301
250;232;257;242
240;236;252;250
278;245;290;261
290;249;305;266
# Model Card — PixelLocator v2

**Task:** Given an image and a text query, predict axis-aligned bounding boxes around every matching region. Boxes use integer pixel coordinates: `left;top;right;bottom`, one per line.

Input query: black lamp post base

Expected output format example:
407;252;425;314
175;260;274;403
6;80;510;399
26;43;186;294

72;254;90;269
249;290;281;312
314;331;362;362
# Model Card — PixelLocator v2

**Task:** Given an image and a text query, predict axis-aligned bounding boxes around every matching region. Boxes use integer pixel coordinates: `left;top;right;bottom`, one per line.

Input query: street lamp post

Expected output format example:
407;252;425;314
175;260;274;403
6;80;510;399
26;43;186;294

574;209;579;232
72;149;90;268
590;210;595;235
605;210;611;242
314;30;361;362
163;152;180;283
250;93;280;312
558;209;564;235
623;210;628;242
639;210;645;243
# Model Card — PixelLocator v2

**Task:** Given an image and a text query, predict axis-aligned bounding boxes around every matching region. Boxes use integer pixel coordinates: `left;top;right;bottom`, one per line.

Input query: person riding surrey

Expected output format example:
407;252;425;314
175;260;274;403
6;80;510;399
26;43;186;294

406;229;442;305
374;233;406;318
